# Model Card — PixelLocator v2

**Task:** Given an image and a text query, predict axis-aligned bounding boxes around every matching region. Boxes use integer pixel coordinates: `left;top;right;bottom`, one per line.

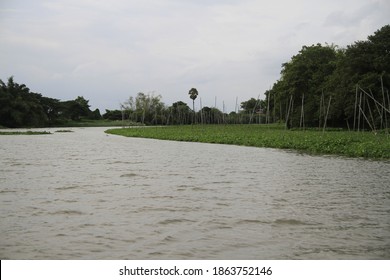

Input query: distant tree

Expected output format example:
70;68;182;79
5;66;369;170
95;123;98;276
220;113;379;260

269;44;339;127
188;88;198;123
241;98;263;113
327;25;390;128
74;96;92;117
90;108;102;120
168;101;191;124
0;77;104;127
0;76;48;127
103;109;123;120
200;106;224;124
133;92;165;124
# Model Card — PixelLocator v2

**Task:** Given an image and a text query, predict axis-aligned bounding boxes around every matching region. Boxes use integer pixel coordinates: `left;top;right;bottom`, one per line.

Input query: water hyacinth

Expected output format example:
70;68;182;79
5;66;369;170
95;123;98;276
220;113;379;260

106;124;390;159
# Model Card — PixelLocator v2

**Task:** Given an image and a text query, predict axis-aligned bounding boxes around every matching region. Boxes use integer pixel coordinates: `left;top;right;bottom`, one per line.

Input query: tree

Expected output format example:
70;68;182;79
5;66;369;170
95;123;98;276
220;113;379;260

0;76;48;127
241;97;259;114
133;92;165;125
269;44;339;127
103;109;123;120
188;88;198;124
326;25;390;128
0;77;103;127
168;101;191;124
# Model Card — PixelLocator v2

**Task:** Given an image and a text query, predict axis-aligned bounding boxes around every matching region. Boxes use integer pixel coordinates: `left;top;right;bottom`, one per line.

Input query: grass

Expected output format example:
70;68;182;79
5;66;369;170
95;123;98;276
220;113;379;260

0;131;51;135
106;124;390;159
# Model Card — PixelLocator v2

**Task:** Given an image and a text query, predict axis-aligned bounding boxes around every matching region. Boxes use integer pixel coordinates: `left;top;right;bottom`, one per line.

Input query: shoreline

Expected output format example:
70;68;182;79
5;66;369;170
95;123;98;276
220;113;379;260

106;124;390;160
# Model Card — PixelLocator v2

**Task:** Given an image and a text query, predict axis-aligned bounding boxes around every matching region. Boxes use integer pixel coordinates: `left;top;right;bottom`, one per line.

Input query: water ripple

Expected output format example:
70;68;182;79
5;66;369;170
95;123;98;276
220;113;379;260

1;127;389;259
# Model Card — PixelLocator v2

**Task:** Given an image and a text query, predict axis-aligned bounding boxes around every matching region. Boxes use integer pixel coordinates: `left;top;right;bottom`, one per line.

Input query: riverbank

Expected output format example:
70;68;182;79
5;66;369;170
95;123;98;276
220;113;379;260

0;131;51;135
106;124;390;159
0;119;142;129
53;119;141;127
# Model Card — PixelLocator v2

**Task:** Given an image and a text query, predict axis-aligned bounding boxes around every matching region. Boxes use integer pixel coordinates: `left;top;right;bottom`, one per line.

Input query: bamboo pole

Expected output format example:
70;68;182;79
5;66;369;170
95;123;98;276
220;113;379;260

300;93;305;129
366;96;376;132
266;91;271;124
273;92;276;123
353;85;358;131
359;105;375;132
386;89;390;134
323;96;332;132
358;90;362;132
249;95;260;124
369;89;382;130
360;86;390;113
380;76;385;130
319;90;324;130
199;98;203;125
235;96;239;124
381;75;387;133
363;92;366;131
285;95;293;129
223;101;225;124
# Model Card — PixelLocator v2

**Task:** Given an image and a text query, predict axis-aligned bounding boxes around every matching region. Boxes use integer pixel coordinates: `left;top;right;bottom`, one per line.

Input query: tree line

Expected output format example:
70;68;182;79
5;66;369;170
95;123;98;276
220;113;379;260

0;75;262;127
0;77;101;128
264;25;390;131
2;25;388;129
108;25;390;130
115;91;268;126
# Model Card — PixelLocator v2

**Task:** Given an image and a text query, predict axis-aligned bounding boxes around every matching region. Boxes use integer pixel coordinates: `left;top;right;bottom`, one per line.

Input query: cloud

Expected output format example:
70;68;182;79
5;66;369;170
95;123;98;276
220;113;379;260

0;0;388;112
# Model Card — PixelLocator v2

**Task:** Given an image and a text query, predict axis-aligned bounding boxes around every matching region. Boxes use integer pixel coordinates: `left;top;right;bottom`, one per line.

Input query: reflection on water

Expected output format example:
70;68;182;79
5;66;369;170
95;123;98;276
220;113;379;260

0;127;389;259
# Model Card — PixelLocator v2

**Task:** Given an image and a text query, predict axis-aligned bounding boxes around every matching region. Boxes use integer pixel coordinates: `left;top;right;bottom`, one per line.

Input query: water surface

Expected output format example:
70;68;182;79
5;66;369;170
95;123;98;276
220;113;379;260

0;127;389;259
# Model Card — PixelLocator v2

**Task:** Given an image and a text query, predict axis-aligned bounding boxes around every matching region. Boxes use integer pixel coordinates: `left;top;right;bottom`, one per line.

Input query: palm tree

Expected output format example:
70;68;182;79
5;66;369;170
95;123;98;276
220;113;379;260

188;88;198;123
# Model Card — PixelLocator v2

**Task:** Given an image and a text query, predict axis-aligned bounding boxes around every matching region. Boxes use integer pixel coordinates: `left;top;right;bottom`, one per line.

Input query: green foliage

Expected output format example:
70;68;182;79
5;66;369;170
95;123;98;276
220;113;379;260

103;109;123;120
188;88;198;102
267;25;390;130
106;125;390;159
0;77;100;127
0;130;51;135
167;101;191;125
188;88;199;124
120;92;166;125
55;130;74;133
241;97;260;114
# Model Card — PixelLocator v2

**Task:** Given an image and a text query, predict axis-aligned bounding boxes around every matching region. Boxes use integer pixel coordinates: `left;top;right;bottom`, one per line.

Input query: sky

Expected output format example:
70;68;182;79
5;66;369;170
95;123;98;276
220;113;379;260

0;0;389;113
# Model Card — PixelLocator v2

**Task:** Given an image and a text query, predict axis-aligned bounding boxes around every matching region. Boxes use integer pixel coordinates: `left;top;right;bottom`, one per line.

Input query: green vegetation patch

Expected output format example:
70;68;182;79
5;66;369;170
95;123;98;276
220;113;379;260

106;124;390;159
55;119;139;127
0;130;51;135
55;129;74;133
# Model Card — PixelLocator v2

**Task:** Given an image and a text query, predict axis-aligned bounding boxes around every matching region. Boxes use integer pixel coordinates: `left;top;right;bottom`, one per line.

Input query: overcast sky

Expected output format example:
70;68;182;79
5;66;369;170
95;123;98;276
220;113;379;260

0;0;389;112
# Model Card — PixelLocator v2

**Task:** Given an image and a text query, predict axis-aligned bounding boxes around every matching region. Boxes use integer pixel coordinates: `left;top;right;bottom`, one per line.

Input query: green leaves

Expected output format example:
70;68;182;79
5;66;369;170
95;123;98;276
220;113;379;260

188;88;198;101
269;25;390;129
0;76;99;127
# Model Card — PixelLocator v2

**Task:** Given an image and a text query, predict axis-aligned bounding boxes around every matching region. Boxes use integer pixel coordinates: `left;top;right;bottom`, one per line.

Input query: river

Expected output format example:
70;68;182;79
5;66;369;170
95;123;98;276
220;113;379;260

0;127;389;259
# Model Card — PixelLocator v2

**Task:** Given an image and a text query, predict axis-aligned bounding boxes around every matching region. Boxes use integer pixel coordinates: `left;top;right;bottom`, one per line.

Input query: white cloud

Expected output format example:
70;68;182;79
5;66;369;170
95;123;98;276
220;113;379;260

0;0;388;112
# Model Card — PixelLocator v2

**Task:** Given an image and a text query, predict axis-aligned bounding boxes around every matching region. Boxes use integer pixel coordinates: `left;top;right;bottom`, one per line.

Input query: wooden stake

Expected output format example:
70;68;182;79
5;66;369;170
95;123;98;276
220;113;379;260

285;95;293;129
359;105;375;132
319;90;324;129
358;90;362;132
353;85;358;131
300;93;305;129
266;91;271;124
360;86;390;113
323;96;332;132
366;95;376;132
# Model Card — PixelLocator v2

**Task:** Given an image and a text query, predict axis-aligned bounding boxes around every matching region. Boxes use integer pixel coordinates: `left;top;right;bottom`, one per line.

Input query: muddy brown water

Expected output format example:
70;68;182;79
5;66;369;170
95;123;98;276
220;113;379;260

0;127;389;259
